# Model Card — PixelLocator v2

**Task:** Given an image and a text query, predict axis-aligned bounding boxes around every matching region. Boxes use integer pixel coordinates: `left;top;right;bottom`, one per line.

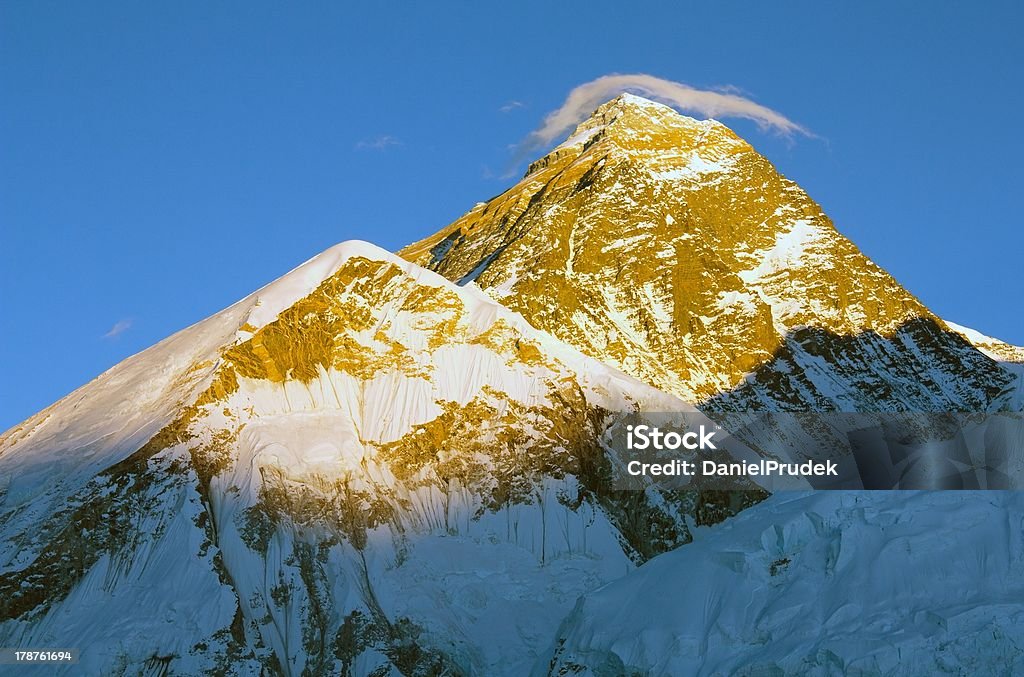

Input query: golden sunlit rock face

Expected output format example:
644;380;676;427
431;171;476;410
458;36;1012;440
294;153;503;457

402;95;1014;410
161;254;613;482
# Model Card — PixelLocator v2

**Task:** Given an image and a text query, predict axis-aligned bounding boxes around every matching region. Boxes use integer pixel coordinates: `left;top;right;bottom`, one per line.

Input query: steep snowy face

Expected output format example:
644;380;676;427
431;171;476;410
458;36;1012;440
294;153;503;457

946;321;1024;366
539;491;1024;677
402;95;1016;411
944;321;1024;410
1;241;714;675
0;241;391;510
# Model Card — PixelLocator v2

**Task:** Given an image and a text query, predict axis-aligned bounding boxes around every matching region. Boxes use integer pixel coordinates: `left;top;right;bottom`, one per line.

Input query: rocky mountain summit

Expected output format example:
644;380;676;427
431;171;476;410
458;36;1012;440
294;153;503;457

403;94;1017;413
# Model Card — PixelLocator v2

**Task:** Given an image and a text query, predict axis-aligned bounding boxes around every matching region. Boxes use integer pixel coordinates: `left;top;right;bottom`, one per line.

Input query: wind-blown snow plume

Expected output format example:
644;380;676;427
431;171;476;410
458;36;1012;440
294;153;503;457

511;74;810;167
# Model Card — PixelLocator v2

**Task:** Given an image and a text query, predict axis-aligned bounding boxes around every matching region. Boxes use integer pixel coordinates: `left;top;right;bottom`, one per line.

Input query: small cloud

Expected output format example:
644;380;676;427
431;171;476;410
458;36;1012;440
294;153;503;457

355;135;402;151
103;318;132;339
499;100;525;113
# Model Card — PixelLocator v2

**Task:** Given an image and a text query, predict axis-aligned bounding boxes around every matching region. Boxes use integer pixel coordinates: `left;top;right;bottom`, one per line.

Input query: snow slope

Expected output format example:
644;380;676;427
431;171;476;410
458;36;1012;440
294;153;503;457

946;320;1024;409
0;241;392;517
540;491;1024;676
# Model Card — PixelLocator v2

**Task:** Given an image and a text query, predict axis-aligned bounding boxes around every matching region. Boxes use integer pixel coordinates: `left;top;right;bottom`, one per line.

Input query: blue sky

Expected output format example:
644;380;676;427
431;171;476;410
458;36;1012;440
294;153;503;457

2;2;1022;430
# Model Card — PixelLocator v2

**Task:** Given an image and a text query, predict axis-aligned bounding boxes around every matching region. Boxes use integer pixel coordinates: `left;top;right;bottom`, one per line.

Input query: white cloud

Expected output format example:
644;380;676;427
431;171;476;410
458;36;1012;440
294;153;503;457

515;73;811;163
499;100;525;113
355;135;402;151
103;318;132;339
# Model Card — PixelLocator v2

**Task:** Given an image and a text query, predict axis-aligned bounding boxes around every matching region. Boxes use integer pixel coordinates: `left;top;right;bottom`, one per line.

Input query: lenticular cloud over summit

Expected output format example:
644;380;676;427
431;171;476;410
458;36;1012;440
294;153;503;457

516;73;810;161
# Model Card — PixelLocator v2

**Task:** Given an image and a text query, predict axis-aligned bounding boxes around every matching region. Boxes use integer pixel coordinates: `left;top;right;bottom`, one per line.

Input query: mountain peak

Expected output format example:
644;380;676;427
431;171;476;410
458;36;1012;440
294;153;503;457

240;239;392;330
603;92;676;112
599;92;718;127
548;94;736;165
512;94;738;183
403;95;1017;410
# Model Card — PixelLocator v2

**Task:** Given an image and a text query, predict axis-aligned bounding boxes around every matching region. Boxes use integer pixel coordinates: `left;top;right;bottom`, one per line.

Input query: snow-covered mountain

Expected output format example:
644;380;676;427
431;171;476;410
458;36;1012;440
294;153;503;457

402;94;1019;413
2;95;1022;676
3;240;765;674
